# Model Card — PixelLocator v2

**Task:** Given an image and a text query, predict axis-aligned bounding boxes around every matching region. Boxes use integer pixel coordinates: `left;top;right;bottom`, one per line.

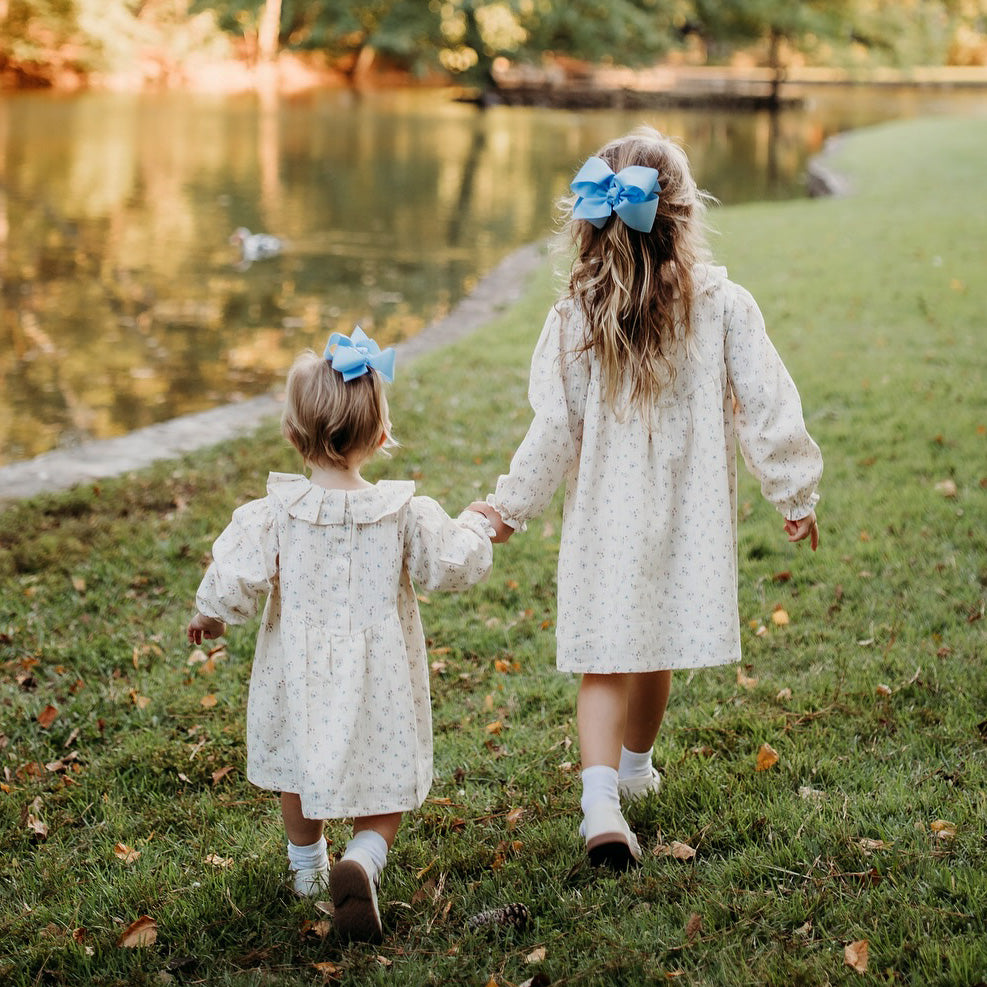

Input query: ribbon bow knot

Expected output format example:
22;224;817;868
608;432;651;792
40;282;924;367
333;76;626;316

324;326;396;383
570;156;661;233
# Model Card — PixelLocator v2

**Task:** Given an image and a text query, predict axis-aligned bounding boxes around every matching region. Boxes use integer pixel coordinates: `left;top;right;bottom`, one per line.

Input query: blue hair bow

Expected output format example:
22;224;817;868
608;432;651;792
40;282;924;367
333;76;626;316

571;156;660;233
324;326;396;383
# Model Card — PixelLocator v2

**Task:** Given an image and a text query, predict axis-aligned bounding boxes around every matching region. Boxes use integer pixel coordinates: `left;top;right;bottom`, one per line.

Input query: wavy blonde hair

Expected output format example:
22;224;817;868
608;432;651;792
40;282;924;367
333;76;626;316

562;126;715;416
281;350;393;470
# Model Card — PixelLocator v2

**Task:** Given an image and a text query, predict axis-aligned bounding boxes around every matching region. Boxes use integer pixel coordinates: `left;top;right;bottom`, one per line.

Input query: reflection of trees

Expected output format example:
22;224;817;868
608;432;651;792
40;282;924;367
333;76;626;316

0;88;853;464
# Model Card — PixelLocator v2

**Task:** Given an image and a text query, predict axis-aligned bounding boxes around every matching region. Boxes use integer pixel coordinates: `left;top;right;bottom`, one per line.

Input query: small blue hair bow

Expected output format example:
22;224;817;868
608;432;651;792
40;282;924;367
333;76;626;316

571;156;660;233
324;326;396;383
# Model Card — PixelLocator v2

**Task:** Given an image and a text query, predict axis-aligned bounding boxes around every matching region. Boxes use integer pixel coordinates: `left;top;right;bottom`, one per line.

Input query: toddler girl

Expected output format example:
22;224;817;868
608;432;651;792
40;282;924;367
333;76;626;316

472;128;822;871
187;328;493;939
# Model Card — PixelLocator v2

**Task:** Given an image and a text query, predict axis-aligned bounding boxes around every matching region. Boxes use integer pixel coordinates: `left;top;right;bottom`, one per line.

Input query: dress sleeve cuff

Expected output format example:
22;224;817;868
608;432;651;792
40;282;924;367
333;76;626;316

485;494;526;532
782;491;820;522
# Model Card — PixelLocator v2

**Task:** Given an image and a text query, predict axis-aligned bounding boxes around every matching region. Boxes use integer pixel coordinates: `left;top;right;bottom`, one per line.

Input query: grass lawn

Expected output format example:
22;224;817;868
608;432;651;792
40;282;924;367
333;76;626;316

1;114;985;987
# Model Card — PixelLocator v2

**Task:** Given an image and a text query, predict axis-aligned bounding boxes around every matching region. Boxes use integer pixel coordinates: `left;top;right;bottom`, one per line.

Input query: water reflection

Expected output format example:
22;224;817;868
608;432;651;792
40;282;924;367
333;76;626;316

0;86;981;463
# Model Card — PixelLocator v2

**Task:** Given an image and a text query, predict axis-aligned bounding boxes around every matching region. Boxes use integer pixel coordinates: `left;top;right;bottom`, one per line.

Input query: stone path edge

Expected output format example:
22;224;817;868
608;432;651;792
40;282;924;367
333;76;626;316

0;240;550;504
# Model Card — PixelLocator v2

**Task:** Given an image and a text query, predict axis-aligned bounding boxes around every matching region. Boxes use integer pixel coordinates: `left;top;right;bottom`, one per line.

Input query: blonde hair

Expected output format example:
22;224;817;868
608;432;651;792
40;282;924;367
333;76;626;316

562;126;715;416
281;350;392;469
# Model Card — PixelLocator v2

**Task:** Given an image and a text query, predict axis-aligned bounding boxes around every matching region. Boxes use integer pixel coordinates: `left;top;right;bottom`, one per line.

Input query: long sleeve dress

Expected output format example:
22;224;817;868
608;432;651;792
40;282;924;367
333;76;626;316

194;473;493;819
490;264;823;675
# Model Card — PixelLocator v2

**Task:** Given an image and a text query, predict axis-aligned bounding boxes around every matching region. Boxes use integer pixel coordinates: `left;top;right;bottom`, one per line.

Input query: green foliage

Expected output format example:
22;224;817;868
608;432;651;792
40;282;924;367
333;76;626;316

1;114;986;985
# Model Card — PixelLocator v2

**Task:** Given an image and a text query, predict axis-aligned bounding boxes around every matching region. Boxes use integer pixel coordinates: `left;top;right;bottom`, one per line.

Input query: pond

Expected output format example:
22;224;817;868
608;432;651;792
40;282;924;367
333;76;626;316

0;84;981;465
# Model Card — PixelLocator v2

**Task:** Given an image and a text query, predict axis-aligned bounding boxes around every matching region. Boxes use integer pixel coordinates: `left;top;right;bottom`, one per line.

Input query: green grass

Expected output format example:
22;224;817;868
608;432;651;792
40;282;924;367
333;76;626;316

2;114;986;986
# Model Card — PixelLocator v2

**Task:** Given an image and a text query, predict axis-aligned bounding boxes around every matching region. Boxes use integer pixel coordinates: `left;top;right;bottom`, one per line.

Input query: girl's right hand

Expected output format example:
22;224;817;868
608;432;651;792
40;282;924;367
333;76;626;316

187;613;226;644
784;512;819;551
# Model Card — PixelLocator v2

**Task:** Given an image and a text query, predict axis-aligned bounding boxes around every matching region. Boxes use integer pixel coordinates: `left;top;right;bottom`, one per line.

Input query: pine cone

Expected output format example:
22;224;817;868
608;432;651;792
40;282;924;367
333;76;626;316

466;902;531;931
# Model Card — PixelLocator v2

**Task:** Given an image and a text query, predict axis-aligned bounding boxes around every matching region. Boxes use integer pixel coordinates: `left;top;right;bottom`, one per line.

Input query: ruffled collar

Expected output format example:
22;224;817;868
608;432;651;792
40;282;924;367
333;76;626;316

266;472;415;525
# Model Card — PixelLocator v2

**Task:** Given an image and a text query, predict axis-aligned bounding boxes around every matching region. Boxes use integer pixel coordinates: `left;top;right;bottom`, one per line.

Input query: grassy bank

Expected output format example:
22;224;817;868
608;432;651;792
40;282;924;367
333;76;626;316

1;114;985;986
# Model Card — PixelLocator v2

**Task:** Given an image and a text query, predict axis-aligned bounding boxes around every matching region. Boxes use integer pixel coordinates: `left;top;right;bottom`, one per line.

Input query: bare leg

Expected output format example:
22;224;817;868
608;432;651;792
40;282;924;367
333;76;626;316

622;670;672;753
352;811;402;848
281;791;323;846
577;672;632;768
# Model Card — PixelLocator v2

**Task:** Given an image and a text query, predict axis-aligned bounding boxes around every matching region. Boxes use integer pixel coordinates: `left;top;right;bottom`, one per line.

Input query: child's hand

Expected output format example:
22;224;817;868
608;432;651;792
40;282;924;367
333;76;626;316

187;613;226;645
784;512;819;551
467;502;514;543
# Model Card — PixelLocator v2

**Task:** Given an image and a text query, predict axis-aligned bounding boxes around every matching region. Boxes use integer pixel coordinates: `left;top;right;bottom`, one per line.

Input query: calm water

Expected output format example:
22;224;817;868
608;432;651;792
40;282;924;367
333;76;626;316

0;85;982;464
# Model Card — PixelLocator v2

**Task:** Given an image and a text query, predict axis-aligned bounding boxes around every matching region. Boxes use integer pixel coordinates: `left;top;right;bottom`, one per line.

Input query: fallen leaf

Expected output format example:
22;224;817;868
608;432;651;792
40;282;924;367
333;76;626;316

685;912;702;941
771;606;790;626
875;683;892;697
737;667;758;689
130;691;150;710
301;918;333;939
930;819;957;839
71;576;86;593
187;649;209;665
772;570;792;582
376;955;393;967
429;647;452;656
26;810;48;839
776;687;793;701
506;579;520;590
312;960;342;980
934;479;958;498
655;840;696;860
200;694;218;709
858;838;887;851
754;624;768;637
204;853;233;868
494;659;513;674
114;843;140;864
37;705;59;729
485;978;499;987
756;743;779;771
485;720;503;735
211;766;233;785
506;807;524;830
117;915;157;948
525;946;547;964
844;939;868;973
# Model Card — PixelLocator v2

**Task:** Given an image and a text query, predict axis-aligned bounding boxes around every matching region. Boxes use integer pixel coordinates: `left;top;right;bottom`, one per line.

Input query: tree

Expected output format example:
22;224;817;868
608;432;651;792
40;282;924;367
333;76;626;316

690;0;856;104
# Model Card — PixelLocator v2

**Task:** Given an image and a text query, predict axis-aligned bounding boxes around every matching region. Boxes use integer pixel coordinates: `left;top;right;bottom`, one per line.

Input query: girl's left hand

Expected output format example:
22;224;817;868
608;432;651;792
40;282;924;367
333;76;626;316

187;613;226;644
784;512;819;551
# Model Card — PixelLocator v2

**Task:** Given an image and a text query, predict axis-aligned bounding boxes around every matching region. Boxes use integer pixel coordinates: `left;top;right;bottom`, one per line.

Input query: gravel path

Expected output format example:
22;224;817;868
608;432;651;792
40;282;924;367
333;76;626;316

0;241;549;503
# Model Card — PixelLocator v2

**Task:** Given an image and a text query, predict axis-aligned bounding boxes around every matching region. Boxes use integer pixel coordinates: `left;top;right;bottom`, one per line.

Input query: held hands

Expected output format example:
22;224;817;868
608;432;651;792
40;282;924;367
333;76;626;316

784;511;819;551
467;502;514;544
187;613;226;645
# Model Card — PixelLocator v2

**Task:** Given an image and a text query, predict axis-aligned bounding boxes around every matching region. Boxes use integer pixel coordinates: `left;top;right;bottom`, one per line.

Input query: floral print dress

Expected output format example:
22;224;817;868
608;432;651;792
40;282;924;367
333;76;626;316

490;265;823;675
194;473;493;819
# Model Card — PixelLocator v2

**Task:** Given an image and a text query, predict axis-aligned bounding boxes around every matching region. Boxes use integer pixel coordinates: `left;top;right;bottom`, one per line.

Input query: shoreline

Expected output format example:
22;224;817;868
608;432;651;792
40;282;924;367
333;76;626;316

0;241;548;504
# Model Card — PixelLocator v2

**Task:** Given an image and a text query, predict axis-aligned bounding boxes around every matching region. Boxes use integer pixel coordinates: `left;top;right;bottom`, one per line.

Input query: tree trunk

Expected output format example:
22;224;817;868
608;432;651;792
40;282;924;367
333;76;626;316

257;0;282;63
767;27;786;108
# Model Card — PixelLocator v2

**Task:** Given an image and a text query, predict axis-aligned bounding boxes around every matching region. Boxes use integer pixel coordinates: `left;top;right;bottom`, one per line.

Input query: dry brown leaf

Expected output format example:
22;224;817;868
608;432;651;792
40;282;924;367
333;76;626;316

429;646;452;656
756;743;780;771
875;683;892;697
494;659;513;674
26;811;48;839
117;915;157;948
505;579;520;590
737;667;758;689
71;575;86;593
37;705;59;730
312;960;342;980
934;479;958;498
656;840;696;860
776;687;793;701
211;766;233;785
844;939;868;973
375;955;393;967
525;946;547;964
204;853;233;868
200;694;218;709
129;691;150;710
114;843;140;864
485;978;499;987
506;807;524;830
685;912;702;941
930;819;957;839
858;838;887;851
771;606;790;626
485;720;503;735
187;649;209;665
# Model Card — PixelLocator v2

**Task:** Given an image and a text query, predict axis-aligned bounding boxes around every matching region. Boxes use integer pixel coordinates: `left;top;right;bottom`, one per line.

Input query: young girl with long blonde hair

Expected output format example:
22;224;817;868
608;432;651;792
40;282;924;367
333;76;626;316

471;127;822;870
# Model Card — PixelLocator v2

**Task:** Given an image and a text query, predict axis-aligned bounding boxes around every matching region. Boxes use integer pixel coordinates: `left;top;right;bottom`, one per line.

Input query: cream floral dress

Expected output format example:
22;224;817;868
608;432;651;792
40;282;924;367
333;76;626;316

491;265;823;674
194;473;493;819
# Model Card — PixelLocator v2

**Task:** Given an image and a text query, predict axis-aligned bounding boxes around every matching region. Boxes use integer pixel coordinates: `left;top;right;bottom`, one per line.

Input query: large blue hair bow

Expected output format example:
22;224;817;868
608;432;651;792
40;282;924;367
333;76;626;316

324;326;396;383
571;156;660;233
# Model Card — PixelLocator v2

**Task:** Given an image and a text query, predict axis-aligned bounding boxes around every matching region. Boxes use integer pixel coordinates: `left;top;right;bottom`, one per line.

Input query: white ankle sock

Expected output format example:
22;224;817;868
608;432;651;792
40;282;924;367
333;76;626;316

287;834;328;872
618;745;655;780
580;765;619;816
342;829;388;884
